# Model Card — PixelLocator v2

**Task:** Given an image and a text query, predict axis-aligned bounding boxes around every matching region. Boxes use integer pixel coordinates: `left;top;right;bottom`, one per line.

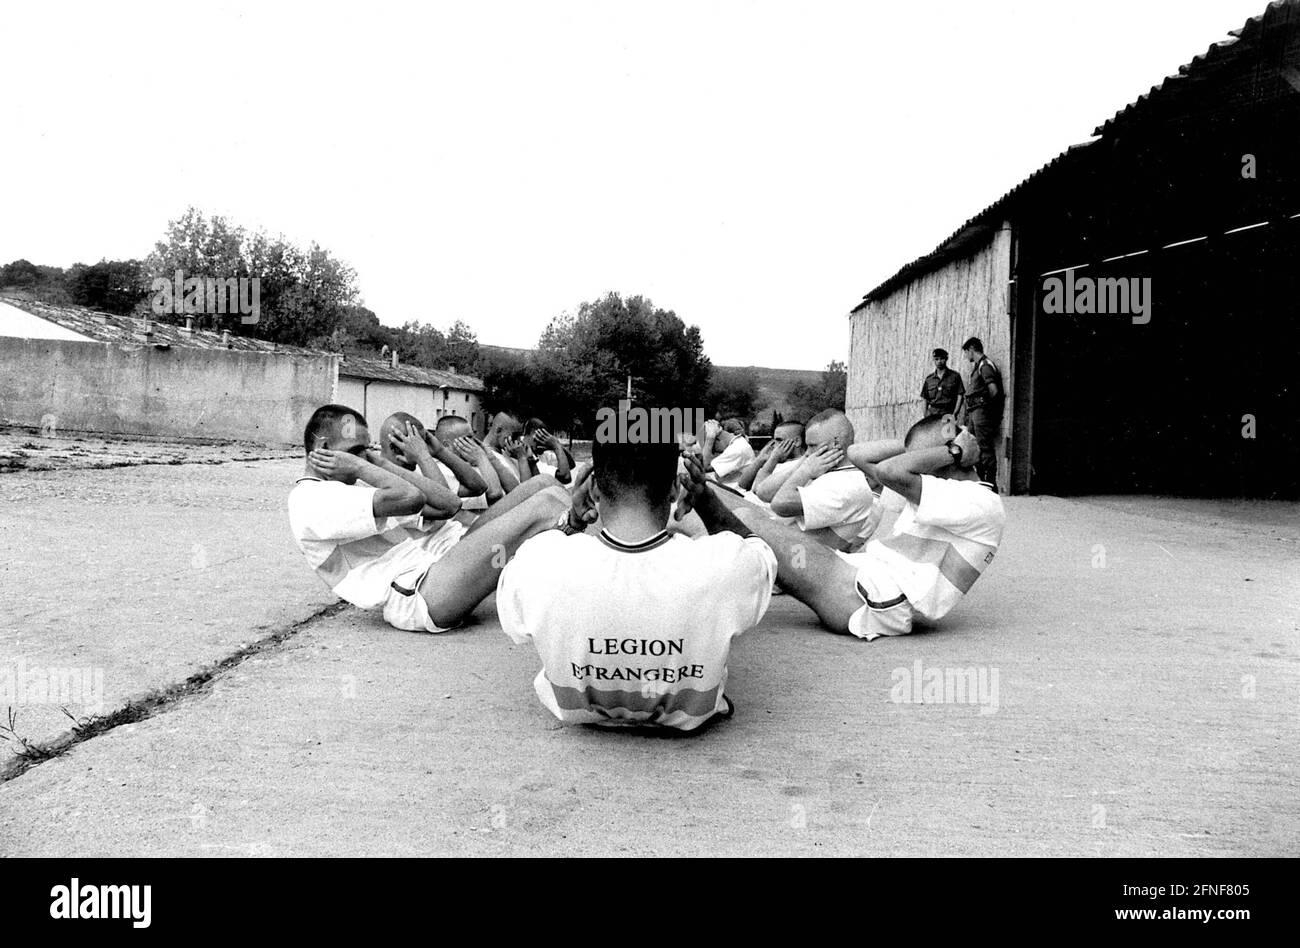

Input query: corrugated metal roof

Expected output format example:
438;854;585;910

1;296;486;392
852;0;1298;310
1093;0;1299;136
853;141;1097;309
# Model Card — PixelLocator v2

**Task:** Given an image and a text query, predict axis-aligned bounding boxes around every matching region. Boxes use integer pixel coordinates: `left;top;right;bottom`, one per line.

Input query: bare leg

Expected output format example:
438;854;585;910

713;488;862;633
419;484;569;626
709;487;848;550
463;474;559;534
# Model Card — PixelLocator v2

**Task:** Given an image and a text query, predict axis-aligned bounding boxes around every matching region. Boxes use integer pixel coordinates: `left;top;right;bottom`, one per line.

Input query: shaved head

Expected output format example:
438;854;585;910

774;420;805;443
905;413;958;450
804;409;854;450
435;414;471;442
303;404;367;454
380;411;425;469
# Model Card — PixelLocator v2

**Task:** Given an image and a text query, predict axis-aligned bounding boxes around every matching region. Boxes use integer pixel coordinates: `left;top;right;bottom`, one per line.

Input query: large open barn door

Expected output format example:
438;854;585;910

1028;219;1300;498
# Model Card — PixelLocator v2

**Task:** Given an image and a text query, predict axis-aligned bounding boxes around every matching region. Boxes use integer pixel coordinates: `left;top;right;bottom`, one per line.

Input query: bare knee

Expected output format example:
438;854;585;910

814;598;856;635
522;473;560;492
542;485;571;507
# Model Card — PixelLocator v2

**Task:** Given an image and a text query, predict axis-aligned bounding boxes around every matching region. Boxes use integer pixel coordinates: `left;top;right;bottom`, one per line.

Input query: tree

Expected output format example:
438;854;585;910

0;259;42;288
477;348;535;418
444;320;479;372
1;259;70;303
66;259;149;315
557;292;712;425
394;320;448;368
144;207;358;346
328;304;391;354
821;359;848;409
788;359;848;418
474;293;712;435
706;367;761;420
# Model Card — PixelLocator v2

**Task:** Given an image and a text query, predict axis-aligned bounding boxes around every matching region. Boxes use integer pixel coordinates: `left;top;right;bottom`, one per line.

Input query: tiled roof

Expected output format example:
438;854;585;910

1;296;486;392
0;297;321;355
338;357;485;392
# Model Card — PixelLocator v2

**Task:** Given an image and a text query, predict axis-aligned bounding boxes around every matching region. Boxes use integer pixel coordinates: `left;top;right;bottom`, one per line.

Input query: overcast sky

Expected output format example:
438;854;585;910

0;0;1269;368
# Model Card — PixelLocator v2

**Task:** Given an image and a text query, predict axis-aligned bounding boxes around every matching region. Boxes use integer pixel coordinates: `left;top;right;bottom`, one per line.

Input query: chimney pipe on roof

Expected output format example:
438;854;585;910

448;365;456;375
179;316;194;336
391;350;399;369
221;329;232;348
134;317;154;342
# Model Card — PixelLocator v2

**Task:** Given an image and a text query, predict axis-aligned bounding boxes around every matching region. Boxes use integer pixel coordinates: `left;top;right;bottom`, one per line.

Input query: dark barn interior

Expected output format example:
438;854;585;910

1010;0;1300;498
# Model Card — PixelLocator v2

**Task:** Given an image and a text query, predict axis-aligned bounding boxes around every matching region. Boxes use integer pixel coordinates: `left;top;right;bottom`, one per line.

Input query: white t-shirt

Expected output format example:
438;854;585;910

709;436;755;485
794;465;882;550
838;475;1005;639
497;528;778;731
287;477;463;609
436;460;488;511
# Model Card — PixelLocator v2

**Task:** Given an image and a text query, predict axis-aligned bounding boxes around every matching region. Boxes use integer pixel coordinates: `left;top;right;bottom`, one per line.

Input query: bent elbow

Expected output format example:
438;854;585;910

400;483;426;514
769;498;800;518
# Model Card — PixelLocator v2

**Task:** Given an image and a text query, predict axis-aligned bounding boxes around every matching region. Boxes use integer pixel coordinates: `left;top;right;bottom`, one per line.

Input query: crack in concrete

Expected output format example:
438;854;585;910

0;600;348;785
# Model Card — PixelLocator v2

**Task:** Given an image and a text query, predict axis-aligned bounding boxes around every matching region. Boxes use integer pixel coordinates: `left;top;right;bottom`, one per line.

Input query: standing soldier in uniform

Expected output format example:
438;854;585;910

961;336;1004;488
919;348;965;419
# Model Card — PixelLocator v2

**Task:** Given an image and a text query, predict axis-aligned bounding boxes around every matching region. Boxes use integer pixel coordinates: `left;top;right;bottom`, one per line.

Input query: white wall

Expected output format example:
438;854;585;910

337;377;484;436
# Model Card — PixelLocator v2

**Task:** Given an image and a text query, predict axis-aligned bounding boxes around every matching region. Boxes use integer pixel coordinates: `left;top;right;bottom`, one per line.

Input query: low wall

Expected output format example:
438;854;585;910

0;337;338;446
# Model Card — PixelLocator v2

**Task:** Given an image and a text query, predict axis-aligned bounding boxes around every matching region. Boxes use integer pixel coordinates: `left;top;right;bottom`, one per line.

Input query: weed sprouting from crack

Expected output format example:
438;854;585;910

0;600;348;784
0;707;60;762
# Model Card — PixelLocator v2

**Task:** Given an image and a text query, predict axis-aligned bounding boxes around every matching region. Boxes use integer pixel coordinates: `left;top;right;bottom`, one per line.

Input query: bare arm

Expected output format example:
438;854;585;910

428;432;486;497
505;439;532;485
677;453;754;538
478;438;522;492
770;443;842;518
309;449;424;519
845;438;906;493
700;421;720;471
875;446;952;507
753;439;798;502
736;440;775;491
380;425;461;519
455;437;503;503
535;429;572;484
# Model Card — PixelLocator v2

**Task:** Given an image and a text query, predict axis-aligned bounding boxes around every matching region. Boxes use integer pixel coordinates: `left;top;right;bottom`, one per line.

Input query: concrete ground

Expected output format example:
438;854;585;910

1;454;1297;856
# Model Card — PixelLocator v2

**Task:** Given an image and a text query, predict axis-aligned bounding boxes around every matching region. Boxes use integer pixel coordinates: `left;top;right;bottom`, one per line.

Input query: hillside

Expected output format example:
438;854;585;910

711;364;822;416
479;345;821;415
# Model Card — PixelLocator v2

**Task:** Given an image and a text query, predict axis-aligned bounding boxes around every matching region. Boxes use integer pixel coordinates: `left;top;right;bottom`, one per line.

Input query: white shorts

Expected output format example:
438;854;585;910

382;520;468;633
835;551;916;641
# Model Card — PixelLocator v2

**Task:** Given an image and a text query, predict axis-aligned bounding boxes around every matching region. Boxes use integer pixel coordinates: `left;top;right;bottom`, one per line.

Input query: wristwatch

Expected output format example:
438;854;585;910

946;441;963;463
556;510;583;536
